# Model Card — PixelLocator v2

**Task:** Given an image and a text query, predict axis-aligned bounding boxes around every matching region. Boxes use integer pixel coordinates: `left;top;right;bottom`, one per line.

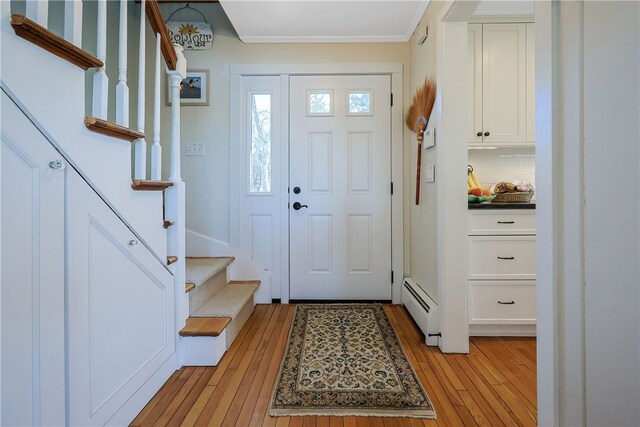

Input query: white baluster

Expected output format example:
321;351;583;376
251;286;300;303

168;44;186;182
115;0;129;127
168;76;182;182
150;34;162;180
63;0;82;47
134;0;147;179
26;0;48;27
92;0;108;120
166;44;187;336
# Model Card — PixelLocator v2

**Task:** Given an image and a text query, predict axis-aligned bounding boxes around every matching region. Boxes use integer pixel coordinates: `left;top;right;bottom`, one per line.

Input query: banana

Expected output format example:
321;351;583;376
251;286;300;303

471;172;482;189
468;174;475;189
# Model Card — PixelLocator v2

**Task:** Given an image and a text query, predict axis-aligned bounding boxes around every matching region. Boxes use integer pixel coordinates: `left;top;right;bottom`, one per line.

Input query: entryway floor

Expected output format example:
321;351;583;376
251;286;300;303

131;304;537;426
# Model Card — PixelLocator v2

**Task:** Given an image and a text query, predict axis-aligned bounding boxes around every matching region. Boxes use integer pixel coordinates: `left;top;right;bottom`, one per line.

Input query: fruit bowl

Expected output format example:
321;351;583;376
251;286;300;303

468;194;496;203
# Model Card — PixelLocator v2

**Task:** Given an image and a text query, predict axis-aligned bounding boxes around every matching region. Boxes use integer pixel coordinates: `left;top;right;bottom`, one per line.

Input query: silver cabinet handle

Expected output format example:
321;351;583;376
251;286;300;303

49;160;65;170
497;256;515;260
128;240;139;246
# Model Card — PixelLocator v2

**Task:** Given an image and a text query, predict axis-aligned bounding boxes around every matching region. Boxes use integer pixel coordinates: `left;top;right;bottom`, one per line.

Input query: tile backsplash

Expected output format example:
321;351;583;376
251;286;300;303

468;147;536;189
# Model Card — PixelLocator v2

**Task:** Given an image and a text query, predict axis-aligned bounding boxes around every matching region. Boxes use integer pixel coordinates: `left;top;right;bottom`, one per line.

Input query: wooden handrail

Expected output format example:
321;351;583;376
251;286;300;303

145;0;177;70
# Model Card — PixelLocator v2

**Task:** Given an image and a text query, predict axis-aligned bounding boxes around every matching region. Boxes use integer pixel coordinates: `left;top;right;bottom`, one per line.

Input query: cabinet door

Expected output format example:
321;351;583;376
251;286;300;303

1;93;66;426
66;171;175;426
482;23;527;144
468;24;483;143
526;23;536;142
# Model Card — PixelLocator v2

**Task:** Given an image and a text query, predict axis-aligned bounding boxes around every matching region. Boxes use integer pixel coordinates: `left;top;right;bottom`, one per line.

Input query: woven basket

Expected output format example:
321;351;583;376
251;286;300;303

492;192;534;203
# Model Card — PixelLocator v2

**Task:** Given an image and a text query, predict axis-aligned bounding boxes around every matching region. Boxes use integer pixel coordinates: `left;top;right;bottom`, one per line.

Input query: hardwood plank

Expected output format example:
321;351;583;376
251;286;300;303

223;306;283;425
133;304;537;427
152;367;206;426
131;369;182;426
134;367;195;426
167;367;215;425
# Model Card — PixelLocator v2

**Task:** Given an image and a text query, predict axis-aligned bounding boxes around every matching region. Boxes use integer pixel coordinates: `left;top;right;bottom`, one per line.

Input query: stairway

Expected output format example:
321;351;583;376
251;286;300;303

180;257;260;366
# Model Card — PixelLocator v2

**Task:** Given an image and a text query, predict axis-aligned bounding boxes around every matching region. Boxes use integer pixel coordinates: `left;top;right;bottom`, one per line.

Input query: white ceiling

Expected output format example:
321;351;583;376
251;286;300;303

472;0;534;17
218;0;430;43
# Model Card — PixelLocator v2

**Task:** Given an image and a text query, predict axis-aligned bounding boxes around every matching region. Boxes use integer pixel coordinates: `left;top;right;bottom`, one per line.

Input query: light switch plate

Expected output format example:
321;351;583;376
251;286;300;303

425;164;435;183
186;142;205;156
423;127;435;149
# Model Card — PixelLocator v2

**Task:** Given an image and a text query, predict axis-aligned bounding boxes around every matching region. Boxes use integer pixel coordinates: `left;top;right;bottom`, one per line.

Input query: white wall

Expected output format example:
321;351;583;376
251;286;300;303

583;1;639;425
157;3;408;244
404;0;445;303
536;1;640;425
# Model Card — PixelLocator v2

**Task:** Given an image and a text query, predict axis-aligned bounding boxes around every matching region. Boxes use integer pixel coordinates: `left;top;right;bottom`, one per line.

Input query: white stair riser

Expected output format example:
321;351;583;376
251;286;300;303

179;333;226;367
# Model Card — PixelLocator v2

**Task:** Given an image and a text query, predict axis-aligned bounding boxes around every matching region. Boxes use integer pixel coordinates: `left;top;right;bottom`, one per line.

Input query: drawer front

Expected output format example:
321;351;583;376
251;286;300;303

468;211;536;235
469;236;536;279
469;281;536;324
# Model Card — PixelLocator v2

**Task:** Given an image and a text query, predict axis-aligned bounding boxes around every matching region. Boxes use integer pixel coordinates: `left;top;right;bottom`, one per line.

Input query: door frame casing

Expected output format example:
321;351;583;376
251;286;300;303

230;63;404;304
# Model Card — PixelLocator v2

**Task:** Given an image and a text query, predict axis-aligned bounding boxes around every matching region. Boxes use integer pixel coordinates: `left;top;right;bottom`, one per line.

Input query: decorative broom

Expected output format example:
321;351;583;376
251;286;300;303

405;79;437;205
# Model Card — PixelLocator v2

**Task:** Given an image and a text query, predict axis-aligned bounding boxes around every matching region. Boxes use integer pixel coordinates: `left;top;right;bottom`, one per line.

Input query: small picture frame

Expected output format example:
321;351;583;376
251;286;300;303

167;69;209;106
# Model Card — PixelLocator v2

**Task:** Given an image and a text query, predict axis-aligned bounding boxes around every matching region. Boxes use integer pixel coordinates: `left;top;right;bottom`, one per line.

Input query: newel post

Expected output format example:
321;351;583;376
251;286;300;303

165;44;187;366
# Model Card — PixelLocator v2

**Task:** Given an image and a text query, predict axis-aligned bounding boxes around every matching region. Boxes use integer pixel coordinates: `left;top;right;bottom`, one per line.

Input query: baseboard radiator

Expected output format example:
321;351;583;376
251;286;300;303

402;278;439;346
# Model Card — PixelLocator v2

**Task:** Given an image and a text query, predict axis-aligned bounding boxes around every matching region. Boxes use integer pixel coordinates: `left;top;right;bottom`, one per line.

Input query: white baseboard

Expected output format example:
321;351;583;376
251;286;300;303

186;229;271;304
179;334;227;367
469;324;537;337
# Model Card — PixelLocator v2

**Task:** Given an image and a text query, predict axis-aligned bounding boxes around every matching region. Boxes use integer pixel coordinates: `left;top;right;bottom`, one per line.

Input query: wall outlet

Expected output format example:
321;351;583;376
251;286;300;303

425;164;435;183
186;142;205;156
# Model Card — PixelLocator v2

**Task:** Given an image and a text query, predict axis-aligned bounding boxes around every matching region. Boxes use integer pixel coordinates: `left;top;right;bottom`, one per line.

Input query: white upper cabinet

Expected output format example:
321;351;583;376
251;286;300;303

526;23;536;143
468;22;535;146
468;24;484;144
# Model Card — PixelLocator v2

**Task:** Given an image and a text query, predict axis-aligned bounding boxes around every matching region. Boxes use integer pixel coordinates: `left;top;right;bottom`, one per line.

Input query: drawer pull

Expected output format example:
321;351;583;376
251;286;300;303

497;221;515;224
497;256;515;260
498;300;515;305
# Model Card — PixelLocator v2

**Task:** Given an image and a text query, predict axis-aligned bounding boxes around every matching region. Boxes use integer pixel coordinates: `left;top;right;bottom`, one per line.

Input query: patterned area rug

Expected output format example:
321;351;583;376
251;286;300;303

270;304;436;418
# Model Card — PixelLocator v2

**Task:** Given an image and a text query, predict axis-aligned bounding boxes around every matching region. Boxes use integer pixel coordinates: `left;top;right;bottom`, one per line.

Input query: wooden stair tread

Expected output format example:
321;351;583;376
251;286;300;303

163;220;174;229
192;282;259;319
185;257;235;288
167;256;178;265
85;116;144;141
132;180;174;191
185;282;195;293
179;317;231;337
10;14;103;70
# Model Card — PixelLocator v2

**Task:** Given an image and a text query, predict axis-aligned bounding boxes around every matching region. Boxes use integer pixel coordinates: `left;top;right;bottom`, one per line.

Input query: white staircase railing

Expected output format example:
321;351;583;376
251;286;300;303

11;0;188;325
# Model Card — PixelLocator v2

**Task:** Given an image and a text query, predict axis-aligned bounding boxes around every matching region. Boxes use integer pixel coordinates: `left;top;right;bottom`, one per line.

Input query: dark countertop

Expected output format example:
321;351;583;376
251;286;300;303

468;202;536;210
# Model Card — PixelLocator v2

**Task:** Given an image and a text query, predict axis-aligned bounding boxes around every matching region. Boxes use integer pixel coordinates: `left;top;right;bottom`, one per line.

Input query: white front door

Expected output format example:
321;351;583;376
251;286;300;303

289;75;392;300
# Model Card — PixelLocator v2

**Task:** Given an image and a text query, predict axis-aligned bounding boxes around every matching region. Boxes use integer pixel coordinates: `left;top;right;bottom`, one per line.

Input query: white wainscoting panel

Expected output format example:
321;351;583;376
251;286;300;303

67;171;175;426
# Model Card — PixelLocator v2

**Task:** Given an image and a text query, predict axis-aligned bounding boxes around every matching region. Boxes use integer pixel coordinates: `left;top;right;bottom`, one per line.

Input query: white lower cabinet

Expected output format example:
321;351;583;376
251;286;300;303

468;210;536;336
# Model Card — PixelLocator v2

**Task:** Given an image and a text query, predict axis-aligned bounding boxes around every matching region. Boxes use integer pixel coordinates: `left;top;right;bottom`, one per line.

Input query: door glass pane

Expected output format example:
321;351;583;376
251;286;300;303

250;93;272;193
306;90;334;116
347;90;373;115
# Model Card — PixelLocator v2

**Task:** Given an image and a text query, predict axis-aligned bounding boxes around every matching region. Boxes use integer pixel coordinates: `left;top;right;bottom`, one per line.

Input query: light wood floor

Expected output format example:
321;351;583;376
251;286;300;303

131;304;537;426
